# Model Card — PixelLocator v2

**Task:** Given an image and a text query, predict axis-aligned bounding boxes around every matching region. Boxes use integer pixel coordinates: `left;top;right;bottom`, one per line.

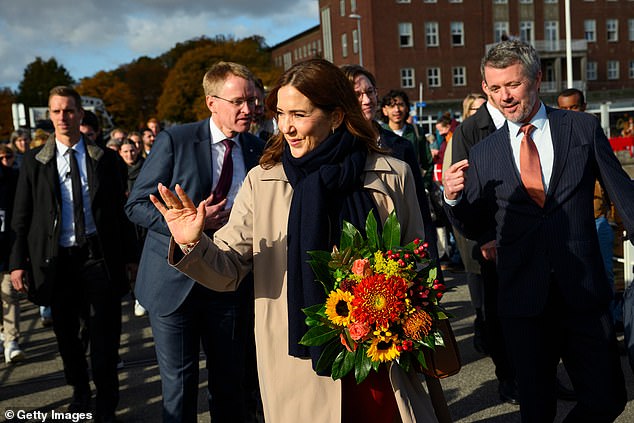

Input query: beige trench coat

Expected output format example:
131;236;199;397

170;152;438;423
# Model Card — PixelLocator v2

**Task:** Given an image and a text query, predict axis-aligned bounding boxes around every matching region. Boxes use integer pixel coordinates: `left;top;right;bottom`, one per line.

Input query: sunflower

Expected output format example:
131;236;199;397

351;274;408;327
367;336;400;362
325;289;354;326
402;310;433;341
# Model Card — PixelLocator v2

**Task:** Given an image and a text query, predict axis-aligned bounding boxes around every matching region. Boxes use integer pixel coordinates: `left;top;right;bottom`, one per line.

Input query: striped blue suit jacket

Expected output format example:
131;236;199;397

447;106;634;318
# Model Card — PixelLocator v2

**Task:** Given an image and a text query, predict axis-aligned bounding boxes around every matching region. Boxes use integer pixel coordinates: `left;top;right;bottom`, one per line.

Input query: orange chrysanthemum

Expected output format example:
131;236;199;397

402;310;433;341
351;274;408;327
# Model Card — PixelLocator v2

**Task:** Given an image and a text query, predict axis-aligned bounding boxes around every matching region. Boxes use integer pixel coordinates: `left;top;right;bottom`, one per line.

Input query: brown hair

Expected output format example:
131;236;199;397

49;86;82;110
260;59;380;168
202;61;255;96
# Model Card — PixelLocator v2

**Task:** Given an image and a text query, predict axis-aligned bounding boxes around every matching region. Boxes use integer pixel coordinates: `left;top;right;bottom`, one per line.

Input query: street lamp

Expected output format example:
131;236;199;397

348;13;363;67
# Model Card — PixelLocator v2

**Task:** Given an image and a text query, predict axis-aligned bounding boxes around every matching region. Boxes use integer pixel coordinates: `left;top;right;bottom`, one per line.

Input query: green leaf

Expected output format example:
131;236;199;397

416;349;428;370
340;220;362;250
332;349;356;380
303;304;327;327
316;340;343;375
398;351;411;373
382;211;401;249
299;325;339;346
365;211;379;252
354;347;372;383
371;360;380;372
308;250;335;292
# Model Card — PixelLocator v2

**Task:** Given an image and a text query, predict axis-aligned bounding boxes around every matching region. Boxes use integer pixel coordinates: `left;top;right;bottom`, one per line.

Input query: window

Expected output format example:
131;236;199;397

607;19;618;42
341;33;348;58
544;0;558;3
494;22;509;43
519;0;533;3
427;67;441;87
584;20;596;42
452;67;466;86
340;0;345;16
629;60;634;79
352;29;359;54
493;0;508;3
519;21;534;43
607;60;619;80
350;0;357;11
423;0;437;3
283;52;292;70
399;22;414;47
545;21;559;49
401;68;415;88
425;22;439;47
629;19;634;41
396;0;411;3
587;61;597;80
451;22;464;46
449;0;463;2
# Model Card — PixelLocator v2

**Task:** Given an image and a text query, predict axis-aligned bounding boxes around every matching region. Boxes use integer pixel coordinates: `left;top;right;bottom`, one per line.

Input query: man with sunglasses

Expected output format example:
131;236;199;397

125;61;264;423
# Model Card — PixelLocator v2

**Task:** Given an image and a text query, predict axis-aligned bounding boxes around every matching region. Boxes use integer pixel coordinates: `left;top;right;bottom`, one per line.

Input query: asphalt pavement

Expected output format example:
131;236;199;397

1;269;634;422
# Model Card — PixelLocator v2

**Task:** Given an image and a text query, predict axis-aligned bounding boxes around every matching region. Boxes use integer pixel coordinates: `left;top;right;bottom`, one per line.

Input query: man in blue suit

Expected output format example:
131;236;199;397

125;62;264;423
444;40;634;422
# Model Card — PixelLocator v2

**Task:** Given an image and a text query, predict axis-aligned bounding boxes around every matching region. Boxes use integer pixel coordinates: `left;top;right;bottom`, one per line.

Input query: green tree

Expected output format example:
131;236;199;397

16;57;74;107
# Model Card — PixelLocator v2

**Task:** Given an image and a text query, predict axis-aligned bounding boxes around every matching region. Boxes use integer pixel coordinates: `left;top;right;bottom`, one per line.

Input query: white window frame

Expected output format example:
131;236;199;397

607;60;620;80
519;21;534;44
587;61;598;80
425;22;439;47
399;22;414;47
494;21;509;43
427;67;441;88
340;0;345;17
584;20;596;42
493;0;508;3
607;19;619;42
352;29;359;54
341;33;348;58
629;19;634;41
450;22;464;46
452;67;466;86
401;68;415;88
629;60;634;79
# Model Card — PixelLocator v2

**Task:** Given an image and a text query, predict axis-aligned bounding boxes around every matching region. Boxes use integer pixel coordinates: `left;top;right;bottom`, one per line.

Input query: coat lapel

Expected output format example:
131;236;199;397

545;108;571;205
239;133;261;171
194;120;213;197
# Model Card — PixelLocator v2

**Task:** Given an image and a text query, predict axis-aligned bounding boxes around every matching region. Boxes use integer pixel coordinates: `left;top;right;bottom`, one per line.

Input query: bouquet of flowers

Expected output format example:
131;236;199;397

300;211;450;383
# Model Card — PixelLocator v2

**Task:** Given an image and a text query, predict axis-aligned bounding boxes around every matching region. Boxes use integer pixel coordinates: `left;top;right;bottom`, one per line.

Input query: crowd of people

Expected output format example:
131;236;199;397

1;38;633;423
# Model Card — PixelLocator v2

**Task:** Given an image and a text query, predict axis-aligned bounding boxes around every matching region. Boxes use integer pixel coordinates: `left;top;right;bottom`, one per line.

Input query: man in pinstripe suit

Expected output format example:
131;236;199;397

444;40;634;422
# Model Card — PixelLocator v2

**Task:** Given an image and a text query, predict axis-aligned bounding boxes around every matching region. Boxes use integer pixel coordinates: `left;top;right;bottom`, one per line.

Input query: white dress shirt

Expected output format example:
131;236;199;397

209;119;246;208
56;138;97;247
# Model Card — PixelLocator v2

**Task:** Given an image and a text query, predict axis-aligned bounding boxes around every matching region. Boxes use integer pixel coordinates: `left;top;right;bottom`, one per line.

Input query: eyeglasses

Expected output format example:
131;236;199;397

212;95;258;108
0;155;14;160
356;87;377;99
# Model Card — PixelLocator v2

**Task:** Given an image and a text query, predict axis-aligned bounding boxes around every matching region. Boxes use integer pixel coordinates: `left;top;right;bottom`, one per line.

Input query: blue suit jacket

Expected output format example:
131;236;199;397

125;119;264;315
447;107;634;318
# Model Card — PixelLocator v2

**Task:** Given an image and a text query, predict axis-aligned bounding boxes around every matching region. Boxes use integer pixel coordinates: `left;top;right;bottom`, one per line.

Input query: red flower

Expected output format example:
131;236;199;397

348;322;371;341
351;274;408;327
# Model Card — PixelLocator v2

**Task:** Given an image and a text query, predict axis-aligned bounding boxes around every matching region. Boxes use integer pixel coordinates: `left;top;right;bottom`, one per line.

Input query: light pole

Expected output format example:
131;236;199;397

349;13;363;67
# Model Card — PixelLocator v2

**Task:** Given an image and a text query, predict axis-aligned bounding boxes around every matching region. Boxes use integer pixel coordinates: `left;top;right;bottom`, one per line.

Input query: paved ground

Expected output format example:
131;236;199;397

1;269;634;422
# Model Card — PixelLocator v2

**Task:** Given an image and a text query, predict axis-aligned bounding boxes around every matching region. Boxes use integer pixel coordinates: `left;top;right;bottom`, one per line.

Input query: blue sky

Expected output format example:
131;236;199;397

0;0;319;91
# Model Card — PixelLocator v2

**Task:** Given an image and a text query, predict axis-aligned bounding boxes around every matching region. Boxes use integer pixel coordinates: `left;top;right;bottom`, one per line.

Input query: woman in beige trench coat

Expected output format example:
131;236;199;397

152;59;439;423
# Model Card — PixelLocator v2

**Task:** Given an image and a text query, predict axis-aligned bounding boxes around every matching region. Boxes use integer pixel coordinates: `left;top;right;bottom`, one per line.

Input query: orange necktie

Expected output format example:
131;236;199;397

519;123;545;207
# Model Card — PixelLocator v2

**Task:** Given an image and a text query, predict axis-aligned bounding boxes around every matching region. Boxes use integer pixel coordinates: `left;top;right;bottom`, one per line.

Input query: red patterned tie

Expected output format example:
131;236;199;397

519;123;545;207
211;139;234;205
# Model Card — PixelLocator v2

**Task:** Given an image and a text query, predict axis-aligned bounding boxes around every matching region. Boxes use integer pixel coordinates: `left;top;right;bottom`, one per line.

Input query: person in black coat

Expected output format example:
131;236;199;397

9;86;135;423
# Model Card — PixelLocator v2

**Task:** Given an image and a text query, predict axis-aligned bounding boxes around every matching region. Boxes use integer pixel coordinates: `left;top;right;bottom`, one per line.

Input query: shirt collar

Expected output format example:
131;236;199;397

209;118;240;145
486;102;506;129
55;137;86;156
507;102;547;137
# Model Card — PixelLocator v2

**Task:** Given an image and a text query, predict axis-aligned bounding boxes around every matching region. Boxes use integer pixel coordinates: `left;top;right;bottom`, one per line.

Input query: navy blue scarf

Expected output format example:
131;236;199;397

283;128;379;373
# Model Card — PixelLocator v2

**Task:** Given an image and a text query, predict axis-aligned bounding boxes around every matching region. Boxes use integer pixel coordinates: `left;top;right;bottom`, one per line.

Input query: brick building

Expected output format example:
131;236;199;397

271;0;634;116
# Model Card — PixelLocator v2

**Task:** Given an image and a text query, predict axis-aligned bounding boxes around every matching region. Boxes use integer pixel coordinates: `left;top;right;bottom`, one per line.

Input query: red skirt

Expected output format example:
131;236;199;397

342;365;399;422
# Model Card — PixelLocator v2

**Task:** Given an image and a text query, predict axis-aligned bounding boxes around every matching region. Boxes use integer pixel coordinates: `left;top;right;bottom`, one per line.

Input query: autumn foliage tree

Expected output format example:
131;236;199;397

0;88;17;140
157;36;281;124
